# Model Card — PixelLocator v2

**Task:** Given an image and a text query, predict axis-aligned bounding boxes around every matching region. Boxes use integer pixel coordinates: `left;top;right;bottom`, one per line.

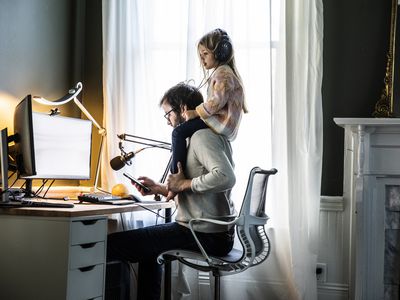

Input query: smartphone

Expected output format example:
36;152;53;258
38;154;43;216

123;172;151;193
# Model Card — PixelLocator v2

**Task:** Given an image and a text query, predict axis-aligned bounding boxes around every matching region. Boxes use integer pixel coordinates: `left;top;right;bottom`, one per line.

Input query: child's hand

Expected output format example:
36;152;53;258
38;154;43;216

182;109;198;121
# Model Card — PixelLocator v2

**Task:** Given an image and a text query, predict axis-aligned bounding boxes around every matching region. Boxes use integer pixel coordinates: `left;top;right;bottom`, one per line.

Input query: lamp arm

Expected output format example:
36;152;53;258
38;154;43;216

73;98;106;136
31;82;106;136
32;82;83;105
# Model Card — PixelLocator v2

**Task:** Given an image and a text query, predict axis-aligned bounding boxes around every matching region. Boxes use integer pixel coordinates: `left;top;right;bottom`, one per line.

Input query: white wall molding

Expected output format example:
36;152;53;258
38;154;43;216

170;265;289;300
320;195;344;211
318;282;349;292
318;283;349;300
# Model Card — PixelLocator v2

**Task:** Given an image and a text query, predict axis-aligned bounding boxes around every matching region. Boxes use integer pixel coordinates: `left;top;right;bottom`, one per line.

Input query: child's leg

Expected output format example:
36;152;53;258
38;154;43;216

170;118;208;173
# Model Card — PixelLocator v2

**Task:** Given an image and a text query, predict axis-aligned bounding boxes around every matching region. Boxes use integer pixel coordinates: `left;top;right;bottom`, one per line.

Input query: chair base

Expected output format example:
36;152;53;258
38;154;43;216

214;274;220;300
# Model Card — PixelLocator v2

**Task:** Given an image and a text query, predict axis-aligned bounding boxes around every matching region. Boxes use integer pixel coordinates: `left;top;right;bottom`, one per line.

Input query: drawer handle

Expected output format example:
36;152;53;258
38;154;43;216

80;242;97;249
81;219;98;225
79;265;95;272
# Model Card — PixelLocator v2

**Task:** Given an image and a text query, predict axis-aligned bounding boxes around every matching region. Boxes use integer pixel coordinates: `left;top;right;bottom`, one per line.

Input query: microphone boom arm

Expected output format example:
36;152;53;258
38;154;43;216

117;133;172;185
117;133;171;151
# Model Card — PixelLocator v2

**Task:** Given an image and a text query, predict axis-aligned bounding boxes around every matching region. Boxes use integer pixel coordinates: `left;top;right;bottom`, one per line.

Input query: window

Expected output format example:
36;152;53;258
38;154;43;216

103;0;280;206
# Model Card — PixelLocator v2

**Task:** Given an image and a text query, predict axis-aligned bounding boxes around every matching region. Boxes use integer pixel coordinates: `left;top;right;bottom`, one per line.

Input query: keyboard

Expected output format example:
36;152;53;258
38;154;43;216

21;200;74;208
0;201;26;208
78;193;136;205
0;200;74;208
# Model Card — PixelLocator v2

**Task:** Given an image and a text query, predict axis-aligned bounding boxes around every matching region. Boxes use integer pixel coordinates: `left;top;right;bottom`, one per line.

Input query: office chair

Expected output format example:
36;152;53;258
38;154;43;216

158;167;277;300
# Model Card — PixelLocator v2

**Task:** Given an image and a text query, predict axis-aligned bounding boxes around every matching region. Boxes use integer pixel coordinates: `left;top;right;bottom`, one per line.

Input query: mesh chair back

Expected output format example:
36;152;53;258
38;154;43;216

157;167;277;280
220;167;277;275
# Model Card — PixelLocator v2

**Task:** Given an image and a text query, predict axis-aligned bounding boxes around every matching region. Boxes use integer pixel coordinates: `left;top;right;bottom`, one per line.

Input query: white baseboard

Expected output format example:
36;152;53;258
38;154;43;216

170;267;290;300
318;282;349;300
320;196;344;211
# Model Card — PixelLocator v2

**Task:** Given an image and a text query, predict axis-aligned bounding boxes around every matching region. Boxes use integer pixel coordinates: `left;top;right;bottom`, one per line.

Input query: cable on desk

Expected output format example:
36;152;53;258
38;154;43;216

42;180;55;198
19;180;26;190
134;203;177;220
8;170;16;180
9;174;19;188
33;179;48;197
8;190;21;201
116;200;176;232
15;179;69;201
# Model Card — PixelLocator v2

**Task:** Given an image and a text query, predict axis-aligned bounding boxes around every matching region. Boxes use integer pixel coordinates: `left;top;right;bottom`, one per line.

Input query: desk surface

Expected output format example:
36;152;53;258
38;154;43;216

0;199;175;218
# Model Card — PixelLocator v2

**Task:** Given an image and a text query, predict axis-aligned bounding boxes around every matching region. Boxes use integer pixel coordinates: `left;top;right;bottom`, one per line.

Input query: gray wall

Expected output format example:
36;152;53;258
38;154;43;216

0;0;103;186
0;0;74;109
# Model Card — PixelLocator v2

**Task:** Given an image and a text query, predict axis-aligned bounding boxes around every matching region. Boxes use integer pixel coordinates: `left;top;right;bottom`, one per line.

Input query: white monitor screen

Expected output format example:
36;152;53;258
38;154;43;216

23;113;92;179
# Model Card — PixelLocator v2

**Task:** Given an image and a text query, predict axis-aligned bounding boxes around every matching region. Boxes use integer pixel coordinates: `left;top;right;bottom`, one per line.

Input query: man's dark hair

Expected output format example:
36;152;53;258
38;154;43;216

159;83;203;113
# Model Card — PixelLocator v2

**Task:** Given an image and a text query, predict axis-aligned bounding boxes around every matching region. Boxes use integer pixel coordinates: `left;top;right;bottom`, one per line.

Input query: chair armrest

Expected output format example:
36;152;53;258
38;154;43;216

189;216;237;227
187;216;240;264
247;215;269;225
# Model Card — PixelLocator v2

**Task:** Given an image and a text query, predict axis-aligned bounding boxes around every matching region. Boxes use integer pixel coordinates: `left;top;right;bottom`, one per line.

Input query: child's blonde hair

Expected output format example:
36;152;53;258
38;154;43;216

198;29;248;113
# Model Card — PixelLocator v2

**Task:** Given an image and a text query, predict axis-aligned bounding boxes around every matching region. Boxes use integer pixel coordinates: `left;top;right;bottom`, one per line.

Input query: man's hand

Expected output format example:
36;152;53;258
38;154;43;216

134;176;167;197
166;162;192;198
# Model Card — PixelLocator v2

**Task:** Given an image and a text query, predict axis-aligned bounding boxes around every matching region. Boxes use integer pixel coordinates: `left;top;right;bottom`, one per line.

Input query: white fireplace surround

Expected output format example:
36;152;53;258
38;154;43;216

334;118;400;300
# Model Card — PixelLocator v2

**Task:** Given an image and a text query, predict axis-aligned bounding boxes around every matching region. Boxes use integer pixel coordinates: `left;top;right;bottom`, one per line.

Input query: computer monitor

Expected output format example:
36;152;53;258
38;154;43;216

0;128;9;202
13;95;93;195
13;95;36;177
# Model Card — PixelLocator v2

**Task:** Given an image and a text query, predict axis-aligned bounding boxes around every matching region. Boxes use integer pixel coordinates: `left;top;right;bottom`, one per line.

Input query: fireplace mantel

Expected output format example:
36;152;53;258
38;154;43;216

335;118;400;300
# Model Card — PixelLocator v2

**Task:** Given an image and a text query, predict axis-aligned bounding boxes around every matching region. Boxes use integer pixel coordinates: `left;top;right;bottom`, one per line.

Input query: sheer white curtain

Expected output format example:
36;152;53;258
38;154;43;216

102;0;323;299
266;0;324;299
101;0;175;203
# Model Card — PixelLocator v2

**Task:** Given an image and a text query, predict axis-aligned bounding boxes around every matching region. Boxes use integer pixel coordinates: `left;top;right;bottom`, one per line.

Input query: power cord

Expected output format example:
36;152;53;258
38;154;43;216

133;202;177;220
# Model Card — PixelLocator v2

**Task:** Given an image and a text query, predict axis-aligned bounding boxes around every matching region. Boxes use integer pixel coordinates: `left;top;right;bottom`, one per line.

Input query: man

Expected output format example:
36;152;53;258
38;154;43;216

107;83;236;300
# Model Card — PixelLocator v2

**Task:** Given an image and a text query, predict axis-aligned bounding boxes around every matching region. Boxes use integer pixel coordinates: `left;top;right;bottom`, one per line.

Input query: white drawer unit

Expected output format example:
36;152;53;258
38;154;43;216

68;264;105;300
0;214;107;300
70;241;106;269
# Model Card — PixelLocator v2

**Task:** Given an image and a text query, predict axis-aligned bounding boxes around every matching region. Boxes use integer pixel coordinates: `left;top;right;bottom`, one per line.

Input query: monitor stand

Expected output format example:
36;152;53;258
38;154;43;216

24;179;33;198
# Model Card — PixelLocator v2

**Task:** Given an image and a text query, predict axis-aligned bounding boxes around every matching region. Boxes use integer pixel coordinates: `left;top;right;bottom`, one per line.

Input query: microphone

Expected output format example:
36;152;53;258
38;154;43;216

110;151;135;170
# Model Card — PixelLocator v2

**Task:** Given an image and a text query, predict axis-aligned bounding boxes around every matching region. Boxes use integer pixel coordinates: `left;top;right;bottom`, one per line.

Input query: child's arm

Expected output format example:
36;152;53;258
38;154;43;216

195;67;234;119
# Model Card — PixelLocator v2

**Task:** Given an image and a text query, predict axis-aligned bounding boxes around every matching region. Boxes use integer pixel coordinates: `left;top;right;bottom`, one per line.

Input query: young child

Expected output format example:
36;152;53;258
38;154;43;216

170;28;248;176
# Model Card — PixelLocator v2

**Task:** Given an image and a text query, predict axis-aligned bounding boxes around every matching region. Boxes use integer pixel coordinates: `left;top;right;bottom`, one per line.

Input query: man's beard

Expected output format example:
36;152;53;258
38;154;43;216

177;114;185;125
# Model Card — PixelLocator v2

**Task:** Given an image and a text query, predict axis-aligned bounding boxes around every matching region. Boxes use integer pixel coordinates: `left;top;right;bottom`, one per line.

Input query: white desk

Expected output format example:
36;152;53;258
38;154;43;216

0;199;174;300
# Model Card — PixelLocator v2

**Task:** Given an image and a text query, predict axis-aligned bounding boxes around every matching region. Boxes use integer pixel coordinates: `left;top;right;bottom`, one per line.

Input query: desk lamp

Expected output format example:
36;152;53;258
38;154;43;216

32;82;106;189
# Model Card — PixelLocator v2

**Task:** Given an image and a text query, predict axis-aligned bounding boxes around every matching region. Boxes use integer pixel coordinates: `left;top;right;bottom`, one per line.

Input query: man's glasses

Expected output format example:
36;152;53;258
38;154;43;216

163;109;174;120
